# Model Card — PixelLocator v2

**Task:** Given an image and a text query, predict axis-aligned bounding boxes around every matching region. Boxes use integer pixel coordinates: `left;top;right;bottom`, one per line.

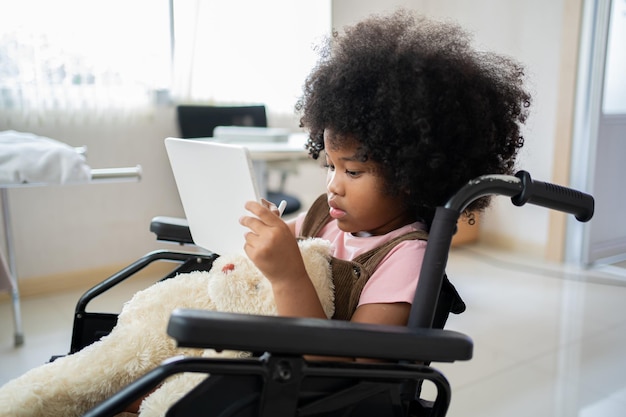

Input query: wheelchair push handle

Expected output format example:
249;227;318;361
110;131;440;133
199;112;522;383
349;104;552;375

410;171;594;329
444;170;594;222
511;171;594;222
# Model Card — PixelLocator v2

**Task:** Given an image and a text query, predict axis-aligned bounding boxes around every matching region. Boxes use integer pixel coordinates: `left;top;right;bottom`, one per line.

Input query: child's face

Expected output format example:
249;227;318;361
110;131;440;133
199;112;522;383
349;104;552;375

323;129;413;235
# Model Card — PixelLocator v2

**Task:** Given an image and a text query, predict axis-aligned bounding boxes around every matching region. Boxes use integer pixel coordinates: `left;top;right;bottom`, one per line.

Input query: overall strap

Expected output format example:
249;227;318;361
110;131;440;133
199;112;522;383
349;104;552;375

332;230;428;320
299;194;332;238
353;230;429;273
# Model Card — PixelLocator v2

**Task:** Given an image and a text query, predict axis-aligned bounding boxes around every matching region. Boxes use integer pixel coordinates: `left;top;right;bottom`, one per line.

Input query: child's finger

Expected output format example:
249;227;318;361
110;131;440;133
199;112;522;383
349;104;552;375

240;203;278;230
260;198;274;209
261;198;280;216
239;214;264;234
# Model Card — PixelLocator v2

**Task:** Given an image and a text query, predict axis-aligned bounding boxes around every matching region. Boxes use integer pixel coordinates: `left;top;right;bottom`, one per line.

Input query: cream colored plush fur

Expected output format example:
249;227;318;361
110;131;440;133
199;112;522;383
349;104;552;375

0;238;334;417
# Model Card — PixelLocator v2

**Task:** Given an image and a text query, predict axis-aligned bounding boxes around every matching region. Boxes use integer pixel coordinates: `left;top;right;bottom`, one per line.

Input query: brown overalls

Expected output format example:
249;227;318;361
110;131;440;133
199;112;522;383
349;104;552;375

298;194;429;321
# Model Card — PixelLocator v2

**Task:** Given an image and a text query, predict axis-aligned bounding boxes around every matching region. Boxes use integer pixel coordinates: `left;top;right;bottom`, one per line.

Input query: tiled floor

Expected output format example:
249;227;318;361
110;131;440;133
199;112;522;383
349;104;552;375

1;244;626;416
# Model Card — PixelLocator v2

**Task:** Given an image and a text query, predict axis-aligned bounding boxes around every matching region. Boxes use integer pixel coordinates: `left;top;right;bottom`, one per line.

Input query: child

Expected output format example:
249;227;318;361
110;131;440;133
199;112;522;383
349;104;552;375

0;9;531;416
239;9;530;348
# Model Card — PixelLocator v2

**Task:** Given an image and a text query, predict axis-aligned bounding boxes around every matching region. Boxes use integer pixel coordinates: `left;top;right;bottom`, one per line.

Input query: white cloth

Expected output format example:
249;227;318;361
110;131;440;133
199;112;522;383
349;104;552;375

0;130;91;185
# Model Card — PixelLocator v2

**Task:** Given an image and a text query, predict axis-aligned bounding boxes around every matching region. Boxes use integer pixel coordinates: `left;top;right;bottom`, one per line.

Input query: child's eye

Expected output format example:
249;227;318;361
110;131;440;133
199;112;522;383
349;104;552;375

345;169;361;177
322;162;335;171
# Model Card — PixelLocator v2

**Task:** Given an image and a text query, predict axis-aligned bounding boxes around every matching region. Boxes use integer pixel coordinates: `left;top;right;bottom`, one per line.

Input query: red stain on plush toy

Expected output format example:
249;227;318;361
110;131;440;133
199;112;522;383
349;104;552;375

222;263;235;274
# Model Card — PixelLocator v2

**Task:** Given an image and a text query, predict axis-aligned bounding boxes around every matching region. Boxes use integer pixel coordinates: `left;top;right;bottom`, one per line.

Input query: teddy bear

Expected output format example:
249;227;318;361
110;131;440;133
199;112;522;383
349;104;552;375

0;238;334;417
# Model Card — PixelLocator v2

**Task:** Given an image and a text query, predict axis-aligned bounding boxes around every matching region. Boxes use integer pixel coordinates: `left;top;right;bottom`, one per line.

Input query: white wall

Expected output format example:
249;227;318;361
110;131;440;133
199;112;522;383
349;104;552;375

1;0;570;283
333;0;567;255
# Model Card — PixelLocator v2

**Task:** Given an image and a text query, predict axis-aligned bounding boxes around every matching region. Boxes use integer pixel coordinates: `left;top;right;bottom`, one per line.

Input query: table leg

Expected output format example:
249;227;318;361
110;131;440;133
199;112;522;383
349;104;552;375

1;188;24;346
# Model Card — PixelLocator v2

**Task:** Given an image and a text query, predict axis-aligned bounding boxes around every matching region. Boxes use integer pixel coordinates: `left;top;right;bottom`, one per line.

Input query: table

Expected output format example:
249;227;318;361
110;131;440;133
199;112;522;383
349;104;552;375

0;166;142;346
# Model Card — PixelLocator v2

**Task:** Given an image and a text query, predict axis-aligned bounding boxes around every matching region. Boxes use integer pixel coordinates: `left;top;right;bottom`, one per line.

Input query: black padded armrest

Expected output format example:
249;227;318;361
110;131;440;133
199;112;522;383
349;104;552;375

150;216;193;244
167;309;473;363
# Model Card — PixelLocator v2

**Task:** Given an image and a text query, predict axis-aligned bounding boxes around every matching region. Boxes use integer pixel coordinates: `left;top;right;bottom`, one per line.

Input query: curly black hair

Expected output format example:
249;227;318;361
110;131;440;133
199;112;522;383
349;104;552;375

295;10;530;225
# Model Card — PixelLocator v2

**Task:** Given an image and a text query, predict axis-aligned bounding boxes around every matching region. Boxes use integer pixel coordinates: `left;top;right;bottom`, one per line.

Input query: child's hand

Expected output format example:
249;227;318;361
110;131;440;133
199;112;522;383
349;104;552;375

260;198;280;216
240;200;328;321
261;198;287;217
239;200;306;284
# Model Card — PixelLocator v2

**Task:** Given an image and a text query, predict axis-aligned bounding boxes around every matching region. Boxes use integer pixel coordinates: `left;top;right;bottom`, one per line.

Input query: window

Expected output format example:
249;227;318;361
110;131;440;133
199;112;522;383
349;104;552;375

171;0;331;115
0;0;331;122
0;0;171;120
603;0;626;114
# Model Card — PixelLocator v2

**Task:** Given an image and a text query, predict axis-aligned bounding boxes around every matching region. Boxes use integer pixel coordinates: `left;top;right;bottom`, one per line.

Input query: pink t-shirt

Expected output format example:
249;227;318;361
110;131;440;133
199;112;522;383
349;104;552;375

295;214;427;307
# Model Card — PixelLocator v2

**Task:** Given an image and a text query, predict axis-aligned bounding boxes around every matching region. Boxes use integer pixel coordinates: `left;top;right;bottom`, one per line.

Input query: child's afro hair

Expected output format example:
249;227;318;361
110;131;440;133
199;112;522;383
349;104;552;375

296;9;531;224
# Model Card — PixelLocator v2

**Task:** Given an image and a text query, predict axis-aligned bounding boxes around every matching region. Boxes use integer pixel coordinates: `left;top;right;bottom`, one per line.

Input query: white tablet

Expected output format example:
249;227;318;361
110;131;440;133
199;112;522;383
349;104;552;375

164;137;260;255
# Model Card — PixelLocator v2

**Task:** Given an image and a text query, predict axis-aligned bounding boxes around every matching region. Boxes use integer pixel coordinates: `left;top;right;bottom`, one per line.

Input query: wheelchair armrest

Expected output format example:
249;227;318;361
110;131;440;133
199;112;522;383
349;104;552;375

167;309;473;363
150;216;194;244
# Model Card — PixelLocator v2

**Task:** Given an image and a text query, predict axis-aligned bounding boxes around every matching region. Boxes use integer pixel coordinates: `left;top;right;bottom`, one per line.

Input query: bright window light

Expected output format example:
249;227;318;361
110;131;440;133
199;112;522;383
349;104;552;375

0;0;331;119
0;0;171;117
603;0;626;114
171;0;331;114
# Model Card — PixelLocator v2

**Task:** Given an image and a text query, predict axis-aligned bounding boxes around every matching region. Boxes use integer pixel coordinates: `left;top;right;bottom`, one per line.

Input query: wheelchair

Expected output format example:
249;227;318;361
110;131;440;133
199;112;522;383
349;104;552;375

66;171;593;417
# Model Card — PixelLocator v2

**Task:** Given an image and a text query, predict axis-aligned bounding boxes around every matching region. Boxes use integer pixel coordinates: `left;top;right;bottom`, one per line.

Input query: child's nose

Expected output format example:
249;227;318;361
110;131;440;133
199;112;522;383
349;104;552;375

326;170;342;195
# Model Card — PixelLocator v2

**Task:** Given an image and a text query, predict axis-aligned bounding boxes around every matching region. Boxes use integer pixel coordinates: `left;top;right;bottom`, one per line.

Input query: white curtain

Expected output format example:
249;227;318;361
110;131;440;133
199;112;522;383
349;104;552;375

0;0;331;124
171;0;331;116
0;0;171;123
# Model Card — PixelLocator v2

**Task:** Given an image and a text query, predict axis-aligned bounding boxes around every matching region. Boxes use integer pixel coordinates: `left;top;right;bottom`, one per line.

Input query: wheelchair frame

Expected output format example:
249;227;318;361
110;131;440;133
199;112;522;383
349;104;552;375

69;250;218;354
73;171;592;417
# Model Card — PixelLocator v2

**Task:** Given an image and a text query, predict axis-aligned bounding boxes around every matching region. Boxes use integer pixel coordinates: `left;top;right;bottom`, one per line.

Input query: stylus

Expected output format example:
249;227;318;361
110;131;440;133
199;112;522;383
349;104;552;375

277;200;288;217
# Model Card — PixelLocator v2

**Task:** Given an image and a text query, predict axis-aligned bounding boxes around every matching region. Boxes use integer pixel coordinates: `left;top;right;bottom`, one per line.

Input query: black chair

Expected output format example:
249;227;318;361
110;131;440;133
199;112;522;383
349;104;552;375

83;171;594;417
149;105;302;247
176;105;268;139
